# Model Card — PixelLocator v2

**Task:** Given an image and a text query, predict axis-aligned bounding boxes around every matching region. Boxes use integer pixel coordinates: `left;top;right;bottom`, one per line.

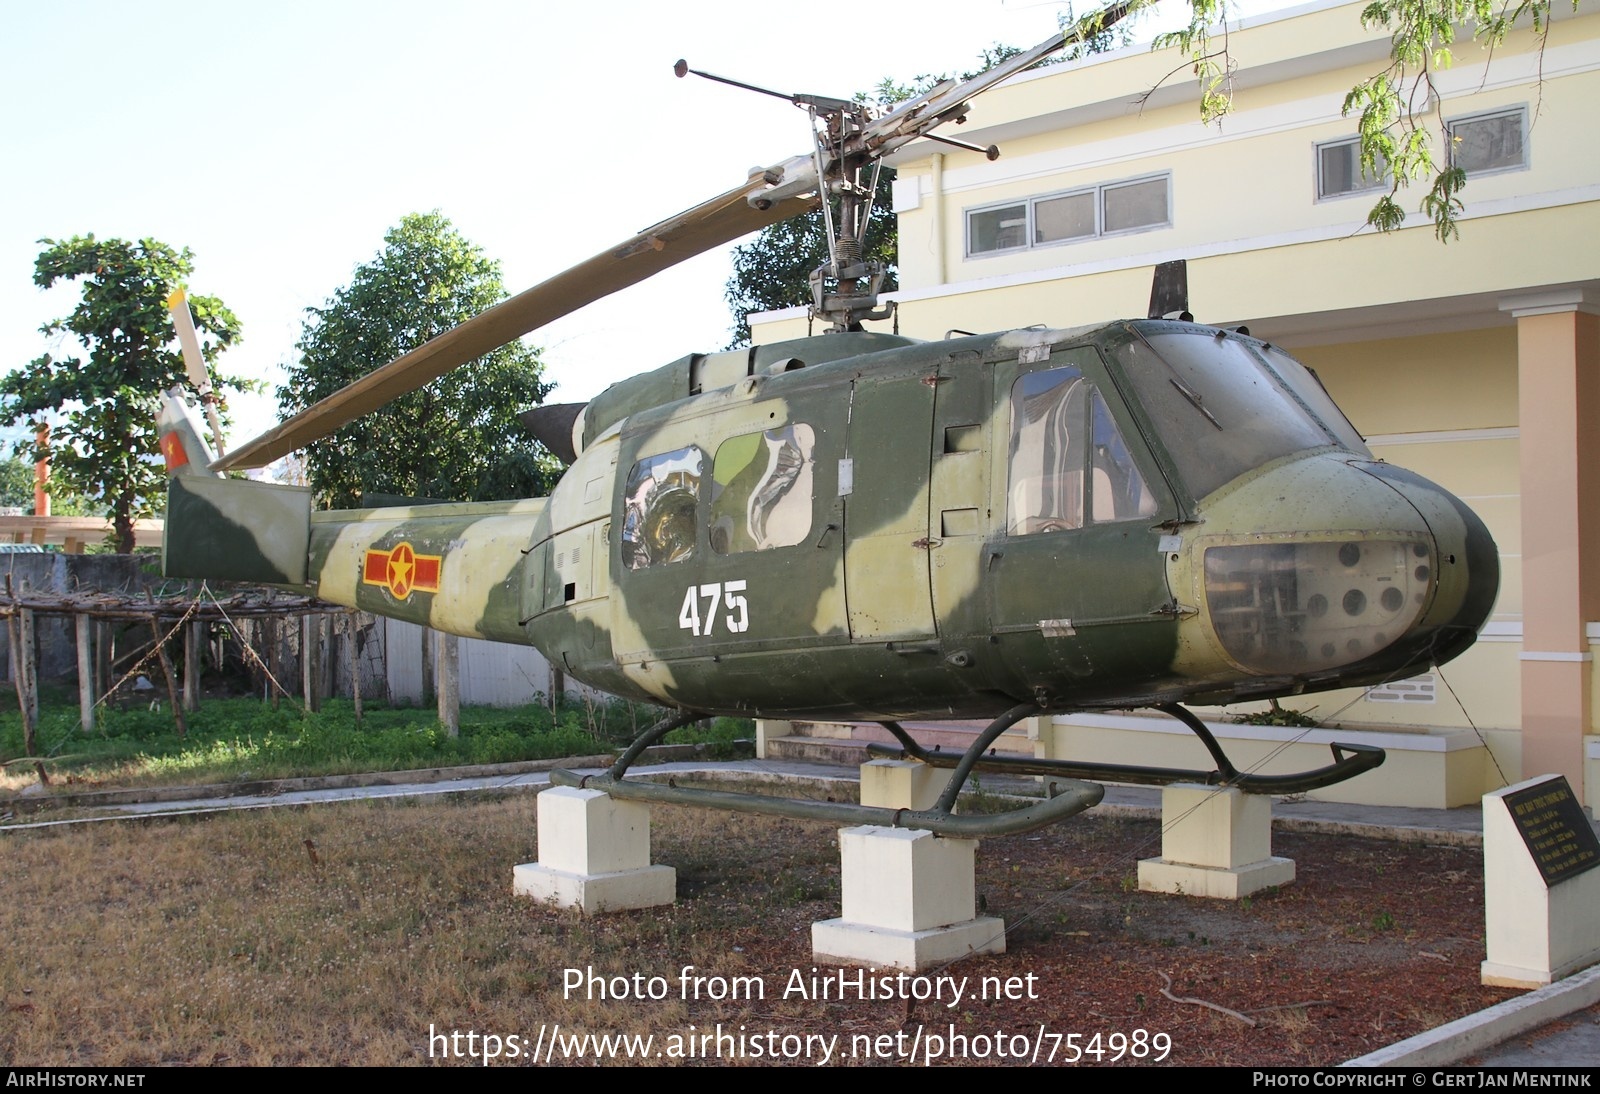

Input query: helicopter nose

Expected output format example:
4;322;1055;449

1185;453;1498;681
1348;460;1500;667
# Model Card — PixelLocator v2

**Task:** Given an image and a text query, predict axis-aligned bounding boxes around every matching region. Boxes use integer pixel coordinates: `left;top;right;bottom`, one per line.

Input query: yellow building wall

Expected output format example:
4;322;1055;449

887;6;1600;294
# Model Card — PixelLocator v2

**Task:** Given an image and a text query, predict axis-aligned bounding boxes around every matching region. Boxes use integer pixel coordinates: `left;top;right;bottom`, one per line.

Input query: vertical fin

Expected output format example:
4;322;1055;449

1147;259;1191;321
156;388;220;477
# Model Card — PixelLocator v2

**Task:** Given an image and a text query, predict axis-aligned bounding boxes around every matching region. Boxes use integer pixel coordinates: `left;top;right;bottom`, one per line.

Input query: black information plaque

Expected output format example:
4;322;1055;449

1503;776;1600;887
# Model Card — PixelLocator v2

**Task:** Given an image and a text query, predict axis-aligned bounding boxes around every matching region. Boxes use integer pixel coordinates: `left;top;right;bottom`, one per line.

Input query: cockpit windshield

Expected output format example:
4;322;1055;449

1113;327;1369;500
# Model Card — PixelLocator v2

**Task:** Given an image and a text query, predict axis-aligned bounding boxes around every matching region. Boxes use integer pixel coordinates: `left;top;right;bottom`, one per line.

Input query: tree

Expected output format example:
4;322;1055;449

0;457;33;511
280;212;559;509
2;236;244;552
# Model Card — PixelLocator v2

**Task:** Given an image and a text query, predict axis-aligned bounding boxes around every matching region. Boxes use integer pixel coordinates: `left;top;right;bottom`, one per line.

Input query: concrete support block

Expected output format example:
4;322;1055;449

1482;776;1600;988
1138;784;1294;900
812;825;1004;971
512;787;675;914
755;719;791;760
859;759;941;811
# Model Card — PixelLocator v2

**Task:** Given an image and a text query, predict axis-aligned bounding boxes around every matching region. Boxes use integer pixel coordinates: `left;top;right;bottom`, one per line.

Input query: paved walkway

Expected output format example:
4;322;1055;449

4;756;1597;1067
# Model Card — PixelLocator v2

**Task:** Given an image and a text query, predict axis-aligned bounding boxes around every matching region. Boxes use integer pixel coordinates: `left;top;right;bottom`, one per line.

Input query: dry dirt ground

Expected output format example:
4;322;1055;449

0;784;1510;1067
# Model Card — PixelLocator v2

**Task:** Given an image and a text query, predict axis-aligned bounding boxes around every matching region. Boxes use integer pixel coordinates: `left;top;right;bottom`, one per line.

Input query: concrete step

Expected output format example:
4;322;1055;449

763;735;875;765
767;719;1035;768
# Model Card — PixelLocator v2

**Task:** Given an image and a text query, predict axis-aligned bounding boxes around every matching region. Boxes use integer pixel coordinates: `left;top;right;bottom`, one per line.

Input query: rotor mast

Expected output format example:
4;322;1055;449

805;96;892;332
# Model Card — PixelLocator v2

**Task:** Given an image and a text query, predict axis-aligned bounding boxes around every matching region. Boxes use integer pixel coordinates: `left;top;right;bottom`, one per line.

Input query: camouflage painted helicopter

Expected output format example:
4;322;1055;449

158;6;1498;836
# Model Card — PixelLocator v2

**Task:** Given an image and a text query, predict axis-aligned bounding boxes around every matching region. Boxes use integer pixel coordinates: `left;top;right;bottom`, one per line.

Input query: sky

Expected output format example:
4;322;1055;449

0;0;1286;457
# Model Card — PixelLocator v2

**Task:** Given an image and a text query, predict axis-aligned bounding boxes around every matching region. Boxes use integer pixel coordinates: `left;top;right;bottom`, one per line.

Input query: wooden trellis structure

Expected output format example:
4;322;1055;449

2;580;360;782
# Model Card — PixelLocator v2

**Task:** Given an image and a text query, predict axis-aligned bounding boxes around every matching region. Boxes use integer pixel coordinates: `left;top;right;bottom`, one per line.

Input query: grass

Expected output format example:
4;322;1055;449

0;794;851;1066
0;690;753;795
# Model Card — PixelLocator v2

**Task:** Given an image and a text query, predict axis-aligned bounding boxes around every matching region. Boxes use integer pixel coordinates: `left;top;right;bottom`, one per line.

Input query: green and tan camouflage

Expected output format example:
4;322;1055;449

162;319;1498;722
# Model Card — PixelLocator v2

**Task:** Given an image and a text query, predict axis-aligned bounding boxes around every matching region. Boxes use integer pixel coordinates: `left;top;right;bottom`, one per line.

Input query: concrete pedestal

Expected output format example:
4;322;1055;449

812;825;1004;971
1481;776;1600;988
1138;784;1294;899
859;759;941;811
512;787;675;914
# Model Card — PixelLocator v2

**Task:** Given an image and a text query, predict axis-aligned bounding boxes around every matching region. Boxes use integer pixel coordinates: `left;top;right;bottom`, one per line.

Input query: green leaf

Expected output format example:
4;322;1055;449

279;212;558;509
4;236;246;550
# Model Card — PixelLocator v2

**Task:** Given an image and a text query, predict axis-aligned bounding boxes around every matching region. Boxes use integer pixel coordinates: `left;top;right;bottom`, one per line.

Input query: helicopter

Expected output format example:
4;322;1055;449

157;5;1499;837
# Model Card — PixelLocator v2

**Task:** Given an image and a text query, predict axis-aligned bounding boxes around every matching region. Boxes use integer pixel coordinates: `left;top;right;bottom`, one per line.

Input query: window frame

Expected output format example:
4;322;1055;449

965;172;1172;259
1314;135;1389;202
1445;105;1529;178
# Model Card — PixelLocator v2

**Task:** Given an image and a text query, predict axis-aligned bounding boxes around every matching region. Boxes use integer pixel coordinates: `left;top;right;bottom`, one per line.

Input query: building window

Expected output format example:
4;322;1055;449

1102;177;1168;233
966;174;1170;257
1316;136;1388;199
1034;192;1095;244
1447;107;1527;175
968;204;1028;253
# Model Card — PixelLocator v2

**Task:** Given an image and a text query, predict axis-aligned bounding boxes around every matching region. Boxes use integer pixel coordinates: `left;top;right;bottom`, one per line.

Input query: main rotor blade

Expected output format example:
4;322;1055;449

216;1;1145;472
852;0;1144;165
214;161;818;471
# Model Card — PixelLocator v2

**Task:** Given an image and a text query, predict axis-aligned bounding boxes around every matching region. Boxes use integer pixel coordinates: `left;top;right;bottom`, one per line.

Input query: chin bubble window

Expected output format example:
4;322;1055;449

1202;538;1432;674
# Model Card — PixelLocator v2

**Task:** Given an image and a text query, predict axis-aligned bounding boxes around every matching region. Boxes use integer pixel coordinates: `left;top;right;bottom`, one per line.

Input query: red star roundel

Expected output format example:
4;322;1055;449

362;542;442;600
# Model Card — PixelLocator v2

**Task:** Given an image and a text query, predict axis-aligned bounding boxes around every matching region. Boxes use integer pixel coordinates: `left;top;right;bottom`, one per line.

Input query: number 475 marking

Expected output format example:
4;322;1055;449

679;580;749;637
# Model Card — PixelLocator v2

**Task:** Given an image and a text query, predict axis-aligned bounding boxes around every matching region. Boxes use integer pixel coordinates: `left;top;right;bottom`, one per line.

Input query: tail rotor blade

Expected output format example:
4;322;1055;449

167;287;228;457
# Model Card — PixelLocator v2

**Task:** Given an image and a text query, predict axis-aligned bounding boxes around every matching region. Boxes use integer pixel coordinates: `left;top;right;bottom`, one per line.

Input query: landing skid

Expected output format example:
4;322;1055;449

549;703;1104;837
867;703;1385;796
547;702;1381;837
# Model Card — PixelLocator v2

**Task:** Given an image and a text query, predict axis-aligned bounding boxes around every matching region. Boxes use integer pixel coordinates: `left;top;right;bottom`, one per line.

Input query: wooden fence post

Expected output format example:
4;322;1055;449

346;613;363;724
76;612;95;734
183;620;201;712
149;619;186;738
19;608;38;731
437;631;459;737
420;626;434;708
266;617;281;710
301;614;321;713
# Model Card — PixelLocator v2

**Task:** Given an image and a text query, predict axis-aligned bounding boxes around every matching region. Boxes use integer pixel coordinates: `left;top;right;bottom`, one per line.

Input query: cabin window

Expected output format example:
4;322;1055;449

621;447;704;570
966;174;1170;258
1009;367;1087;533
1090;391;1158;522
1251;343;1370;455
710;424;816;554
1315;137;1388;200
1006;367;1155;535
1447;107;1527;175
